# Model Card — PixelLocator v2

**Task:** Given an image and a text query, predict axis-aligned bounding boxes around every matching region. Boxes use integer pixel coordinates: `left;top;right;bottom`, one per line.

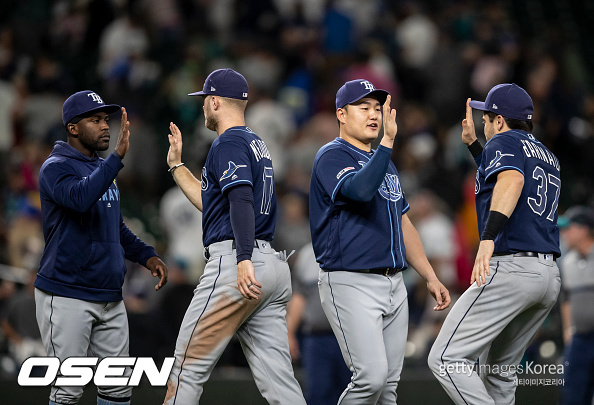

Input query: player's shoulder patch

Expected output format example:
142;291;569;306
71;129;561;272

486;150;515;170
336;166;355;179
220;161;247;181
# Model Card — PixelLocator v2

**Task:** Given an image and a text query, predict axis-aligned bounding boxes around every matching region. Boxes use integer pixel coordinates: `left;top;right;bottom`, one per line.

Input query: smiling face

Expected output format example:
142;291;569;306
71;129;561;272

337;96;382;150
68;111;111;156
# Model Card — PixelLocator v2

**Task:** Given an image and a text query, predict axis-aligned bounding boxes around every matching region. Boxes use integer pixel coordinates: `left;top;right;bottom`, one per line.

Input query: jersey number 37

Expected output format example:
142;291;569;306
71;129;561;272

527;165;561;222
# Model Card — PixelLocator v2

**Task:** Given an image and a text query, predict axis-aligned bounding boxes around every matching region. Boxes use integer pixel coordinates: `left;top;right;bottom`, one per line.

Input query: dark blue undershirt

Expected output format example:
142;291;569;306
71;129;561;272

340;145;392;201
226;184;255;262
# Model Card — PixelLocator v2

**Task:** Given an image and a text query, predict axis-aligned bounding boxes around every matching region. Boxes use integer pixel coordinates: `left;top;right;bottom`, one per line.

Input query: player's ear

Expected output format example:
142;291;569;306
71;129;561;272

497;115;505;131
67;123;78;137
336;108;346;125
211;96;220;111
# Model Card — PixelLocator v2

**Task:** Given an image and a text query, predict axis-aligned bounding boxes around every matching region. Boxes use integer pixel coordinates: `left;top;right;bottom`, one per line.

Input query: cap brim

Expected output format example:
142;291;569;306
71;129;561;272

72;104;121;121
188;91;208;96
468;100;488;111
87;104;121;115
368;89;389;105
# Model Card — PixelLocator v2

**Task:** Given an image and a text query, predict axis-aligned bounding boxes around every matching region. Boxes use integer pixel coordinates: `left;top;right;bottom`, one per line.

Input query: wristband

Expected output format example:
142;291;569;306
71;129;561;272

168;162;185;174
467;140;483;158
481;210;509;241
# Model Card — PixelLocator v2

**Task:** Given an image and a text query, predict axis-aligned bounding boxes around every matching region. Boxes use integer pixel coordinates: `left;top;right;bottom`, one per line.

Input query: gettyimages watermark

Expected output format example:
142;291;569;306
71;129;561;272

438;361;567;387
17;357;174;387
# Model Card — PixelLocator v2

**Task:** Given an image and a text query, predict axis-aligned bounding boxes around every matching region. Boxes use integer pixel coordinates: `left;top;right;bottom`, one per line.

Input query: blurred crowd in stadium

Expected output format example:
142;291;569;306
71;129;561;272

0;0;593;390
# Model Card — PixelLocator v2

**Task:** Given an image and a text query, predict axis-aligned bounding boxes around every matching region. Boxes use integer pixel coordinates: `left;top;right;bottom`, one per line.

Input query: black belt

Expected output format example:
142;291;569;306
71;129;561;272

493;251;557;261
204;240;261;260
231;240;260;249
361;267;401;276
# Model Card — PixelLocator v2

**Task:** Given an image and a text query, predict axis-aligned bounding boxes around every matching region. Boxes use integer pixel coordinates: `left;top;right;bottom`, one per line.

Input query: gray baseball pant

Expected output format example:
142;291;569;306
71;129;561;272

35;289;132;405
163;240;305;405
428;253;561;405
318;269;409;405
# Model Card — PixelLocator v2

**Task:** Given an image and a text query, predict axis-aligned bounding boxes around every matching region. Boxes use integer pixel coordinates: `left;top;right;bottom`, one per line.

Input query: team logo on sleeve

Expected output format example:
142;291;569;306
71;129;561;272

486;150;514;170
336;167;355;179
220;161;247;181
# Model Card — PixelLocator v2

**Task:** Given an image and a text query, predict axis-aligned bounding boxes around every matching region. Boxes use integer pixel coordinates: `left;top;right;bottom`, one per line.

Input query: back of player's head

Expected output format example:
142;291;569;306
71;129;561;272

469;83;533;122
188;68;249;101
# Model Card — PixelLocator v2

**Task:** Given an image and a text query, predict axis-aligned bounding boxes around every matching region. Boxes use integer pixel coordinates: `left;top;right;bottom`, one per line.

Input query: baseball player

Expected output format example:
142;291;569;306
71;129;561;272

558;206;594;405
428;83;562;404
163;68;306;405
36;90;168;405
309;79;451;404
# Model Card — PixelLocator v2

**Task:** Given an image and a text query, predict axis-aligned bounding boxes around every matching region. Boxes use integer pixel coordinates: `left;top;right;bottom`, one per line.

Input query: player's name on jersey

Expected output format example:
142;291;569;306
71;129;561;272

250;139;271;162
98;188;120;202
520;139;560;170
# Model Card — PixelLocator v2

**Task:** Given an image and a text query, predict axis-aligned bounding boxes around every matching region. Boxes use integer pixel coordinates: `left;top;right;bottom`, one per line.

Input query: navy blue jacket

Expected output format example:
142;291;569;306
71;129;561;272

35;141;157;302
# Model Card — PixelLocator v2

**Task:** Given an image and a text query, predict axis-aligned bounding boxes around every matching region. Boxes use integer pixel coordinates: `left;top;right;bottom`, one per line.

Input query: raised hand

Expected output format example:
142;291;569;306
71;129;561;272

461;98;477;146
115;107;131;158
382;94;397;142
167;122;183;168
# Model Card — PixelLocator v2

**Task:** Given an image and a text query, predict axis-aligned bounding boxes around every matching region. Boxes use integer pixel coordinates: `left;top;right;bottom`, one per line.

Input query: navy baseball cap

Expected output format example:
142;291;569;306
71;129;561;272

62;90;120;125
558;206;594;229
188;68;249;100
336;79;389;109
469;83;533;121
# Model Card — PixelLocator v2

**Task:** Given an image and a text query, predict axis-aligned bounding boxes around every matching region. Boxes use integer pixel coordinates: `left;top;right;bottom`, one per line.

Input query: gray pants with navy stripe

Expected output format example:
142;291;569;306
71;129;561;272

428;253;561;405
318;269;409;404
163;240;305;405
35;289;132;404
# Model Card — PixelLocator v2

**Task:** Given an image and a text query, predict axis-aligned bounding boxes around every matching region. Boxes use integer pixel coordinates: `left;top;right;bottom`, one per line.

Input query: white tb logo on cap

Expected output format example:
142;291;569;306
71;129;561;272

88;92;104;104
360;81;375;91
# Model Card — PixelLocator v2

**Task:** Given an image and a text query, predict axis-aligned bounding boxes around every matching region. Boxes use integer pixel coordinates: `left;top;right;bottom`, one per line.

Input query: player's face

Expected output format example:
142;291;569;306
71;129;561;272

341;97;382;147
203;95;218;132
73;112;111;153
482;113;496;141
560;223;588;250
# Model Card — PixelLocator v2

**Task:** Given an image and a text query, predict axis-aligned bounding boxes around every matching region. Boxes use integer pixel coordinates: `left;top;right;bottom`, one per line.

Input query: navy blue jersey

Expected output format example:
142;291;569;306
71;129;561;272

201;126;276;247
475;129;561;256
310;138;410;271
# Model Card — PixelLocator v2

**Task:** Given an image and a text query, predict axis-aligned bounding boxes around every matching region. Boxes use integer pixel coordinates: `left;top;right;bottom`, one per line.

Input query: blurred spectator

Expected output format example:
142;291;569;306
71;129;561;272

394;2;438;101
0;79;17;153
246;86;297;182
273;189;310;254
0;270;44;374
98;5;150;83
404;190;457;362
159;186;204;282
287;242;350;405
558;206;594;405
